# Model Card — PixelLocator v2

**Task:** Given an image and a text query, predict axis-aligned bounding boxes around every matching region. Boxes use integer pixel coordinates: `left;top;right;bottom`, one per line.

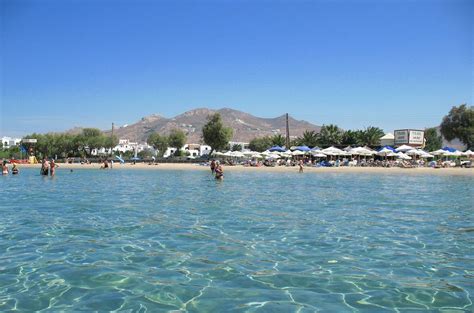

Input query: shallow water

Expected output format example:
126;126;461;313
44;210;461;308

0;168;473;312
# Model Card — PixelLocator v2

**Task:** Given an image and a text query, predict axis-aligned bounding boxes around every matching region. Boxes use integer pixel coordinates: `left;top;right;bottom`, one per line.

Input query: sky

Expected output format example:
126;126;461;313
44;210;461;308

1;0;472;137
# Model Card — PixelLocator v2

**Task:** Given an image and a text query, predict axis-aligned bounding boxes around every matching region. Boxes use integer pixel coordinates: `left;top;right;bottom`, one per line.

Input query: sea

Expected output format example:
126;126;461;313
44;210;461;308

0;168;473;312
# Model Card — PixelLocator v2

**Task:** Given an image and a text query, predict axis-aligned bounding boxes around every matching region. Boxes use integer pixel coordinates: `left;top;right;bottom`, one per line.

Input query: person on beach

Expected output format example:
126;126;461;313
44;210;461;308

41;158;49;176
100;159;109;169
50;159;59;176
214;161;224;180
12;163;19;175
2;161;8;175
298;159;304;173
210;159;216;173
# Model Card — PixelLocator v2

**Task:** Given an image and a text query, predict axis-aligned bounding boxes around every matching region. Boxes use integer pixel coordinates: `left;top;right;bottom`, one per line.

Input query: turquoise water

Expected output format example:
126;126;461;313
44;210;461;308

0;168;473;312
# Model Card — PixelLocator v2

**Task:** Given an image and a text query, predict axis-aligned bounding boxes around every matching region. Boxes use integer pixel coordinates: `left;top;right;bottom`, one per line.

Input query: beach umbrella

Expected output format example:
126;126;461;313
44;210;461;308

214;151;225;156
268;146;286;152
251;153;263;159
442;146;457;152
292;150;305;156
321;146;345;155
231;151;245;158
343;146;353;152
312;153;327;158
431;149;447;156
243;151;256;156
396;145;415;152
280;151;293;158
396;152;411;160
294;145;311;152
420;153;434;158
463;150;474;157
387;151;398;157
131;157;141;161
311;146;321;151
224;151;233;157
451;150;463;157
348;147;373;156
377;147;394;156
405;149;424;156
266;153;281;159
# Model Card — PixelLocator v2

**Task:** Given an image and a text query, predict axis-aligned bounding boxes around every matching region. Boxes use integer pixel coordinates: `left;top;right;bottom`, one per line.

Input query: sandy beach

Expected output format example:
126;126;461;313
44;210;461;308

16;162;474;176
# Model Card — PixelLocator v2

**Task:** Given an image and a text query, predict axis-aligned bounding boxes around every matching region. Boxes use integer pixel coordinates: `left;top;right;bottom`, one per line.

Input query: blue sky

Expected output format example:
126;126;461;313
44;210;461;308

1;0;472;137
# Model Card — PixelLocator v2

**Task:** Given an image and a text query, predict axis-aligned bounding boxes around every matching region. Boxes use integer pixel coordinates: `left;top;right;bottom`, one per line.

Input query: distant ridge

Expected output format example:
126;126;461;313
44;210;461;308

106;108;322;143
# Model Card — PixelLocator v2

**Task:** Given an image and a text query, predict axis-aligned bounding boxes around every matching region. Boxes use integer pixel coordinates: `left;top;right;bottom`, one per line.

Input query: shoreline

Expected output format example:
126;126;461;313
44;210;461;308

15;163;474;176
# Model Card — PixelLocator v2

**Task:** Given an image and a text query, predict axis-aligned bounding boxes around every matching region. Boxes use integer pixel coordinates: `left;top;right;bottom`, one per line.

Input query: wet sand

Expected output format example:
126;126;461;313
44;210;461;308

17;163;474;176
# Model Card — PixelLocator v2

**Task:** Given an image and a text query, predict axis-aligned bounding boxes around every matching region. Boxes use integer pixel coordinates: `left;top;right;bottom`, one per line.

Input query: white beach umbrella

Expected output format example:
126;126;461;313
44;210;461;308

451;150;463;157
377;147;394;156
396;145;415;152
214;151;225;156
243;151;256;156
313;153;327;158
321;146;345;155
387;151;398;157
231;151;245;158
261;150;271;156
224;151;233;157
251;153;263;159
431;149;447;156
420;153;435;158
267;153;281;159
396;152;411;160
405;149;424;156
349;147;374;155
463;150;474;156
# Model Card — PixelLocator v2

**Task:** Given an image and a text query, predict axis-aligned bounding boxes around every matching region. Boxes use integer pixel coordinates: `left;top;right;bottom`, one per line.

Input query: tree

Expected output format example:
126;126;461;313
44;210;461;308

440;104;474;149
298;130;319;147
342;130;363;146
202;113;233;155
79;128;106;156
147;133;168;157
168;129;187;156
0;141;3;150
231;144;242;151
249;137;273;152
319;124;343;146
271;134;286;147
424;127;442;152
361;126;385;147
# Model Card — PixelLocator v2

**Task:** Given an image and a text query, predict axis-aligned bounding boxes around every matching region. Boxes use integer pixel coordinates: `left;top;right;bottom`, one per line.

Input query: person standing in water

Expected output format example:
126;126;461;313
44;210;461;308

2;161;8;175
12;163;19;175
210;159;216;173
50;159;59;176
41;158;49;176
214;161;224;180
298;159;304;173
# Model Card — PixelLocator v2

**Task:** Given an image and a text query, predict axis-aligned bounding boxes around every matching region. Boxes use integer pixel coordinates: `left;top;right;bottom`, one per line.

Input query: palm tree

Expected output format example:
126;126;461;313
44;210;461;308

361;126;385;147
271;134;286;147
319;124;343;146
298;130;319;147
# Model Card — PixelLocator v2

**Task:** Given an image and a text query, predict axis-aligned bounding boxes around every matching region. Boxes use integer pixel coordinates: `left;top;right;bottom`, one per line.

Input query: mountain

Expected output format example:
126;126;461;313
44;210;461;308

107;108;322;143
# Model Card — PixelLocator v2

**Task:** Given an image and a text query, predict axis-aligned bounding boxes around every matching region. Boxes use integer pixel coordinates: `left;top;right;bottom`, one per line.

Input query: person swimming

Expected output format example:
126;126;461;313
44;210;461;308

2;161;8;175
214;161;224;180
12;163;19;175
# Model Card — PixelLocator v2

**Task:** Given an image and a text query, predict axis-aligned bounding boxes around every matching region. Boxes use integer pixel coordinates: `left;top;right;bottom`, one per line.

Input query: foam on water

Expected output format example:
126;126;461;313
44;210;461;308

0;168;473;312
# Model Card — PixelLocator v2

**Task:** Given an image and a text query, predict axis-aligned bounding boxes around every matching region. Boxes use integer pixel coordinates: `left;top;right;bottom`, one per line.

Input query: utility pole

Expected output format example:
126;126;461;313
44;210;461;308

111;122;114;168
285;113;290;148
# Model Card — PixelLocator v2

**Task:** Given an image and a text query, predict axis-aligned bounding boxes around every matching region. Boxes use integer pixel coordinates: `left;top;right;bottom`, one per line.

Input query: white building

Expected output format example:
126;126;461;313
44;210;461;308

379;133;395;147
1;136;21;148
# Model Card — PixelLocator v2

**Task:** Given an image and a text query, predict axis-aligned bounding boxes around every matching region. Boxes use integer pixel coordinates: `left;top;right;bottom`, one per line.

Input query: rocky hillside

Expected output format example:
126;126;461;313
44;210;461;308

107;108;322;143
